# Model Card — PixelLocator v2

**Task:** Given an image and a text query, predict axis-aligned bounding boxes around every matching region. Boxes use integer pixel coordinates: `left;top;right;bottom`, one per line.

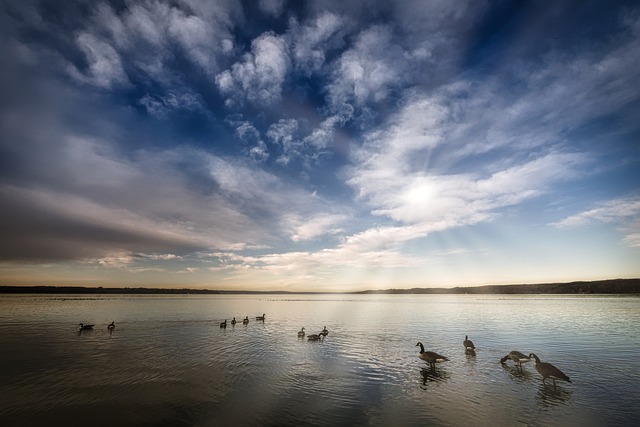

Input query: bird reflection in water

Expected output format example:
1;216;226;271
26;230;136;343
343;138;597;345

501;363;534;383
77;323;94;335
420;367;449;388
536;382;573;408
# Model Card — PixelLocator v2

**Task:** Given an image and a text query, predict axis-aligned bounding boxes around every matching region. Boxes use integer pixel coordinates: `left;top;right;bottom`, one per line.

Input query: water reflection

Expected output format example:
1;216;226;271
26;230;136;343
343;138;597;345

419;367;450;387
501;363;534;382
1;294;639;427
536;382;573;407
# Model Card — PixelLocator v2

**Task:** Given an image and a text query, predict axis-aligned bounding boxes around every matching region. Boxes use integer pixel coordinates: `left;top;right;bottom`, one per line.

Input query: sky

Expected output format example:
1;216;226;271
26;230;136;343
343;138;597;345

1;0;639;292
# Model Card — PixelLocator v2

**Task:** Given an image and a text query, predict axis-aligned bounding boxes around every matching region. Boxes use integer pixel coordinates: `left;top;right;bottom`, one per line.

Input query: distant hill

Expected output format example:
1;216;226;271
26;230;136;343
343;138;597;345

1;279;639;294
356;278;640;294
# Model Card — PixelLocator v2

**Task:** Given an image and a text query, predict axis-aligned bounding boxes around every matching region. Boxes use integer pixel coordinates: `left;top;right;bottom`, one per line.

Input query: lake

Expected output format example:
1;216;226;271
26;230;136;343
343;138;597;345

0;294;639;426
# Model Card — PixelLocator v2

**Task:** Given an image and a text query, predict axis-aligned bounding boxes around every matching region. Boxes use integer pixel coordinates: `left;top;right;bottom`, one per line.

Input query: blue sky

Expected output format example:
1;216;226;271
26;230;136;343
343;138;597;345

1;0;639;291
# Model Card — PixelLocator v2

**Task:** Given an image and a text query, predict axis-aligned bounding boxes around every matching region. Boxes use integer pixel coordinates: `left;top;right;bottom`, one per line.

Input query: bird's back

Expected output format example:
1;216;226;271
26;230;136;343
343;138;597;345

539;362;571;382
420;351;448;363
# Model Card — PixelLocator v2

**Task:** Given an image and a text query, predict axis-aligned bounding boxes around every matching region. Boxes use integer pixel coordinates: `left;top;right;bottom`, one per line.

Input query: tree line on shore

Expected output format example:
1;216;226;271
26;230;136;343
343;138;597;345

1;278;639;295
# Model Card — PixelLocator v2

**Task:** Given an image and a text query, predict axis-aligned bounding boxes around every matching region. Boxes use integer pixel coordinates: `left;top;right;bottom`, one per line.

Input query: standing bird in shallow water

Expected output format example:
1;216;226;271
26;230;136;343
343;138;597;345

78;323;94;330
256;314;265;321
242;316;249;325
298;327;305;337
307;333;322;341
463;335;475;351
231;317;237;325
500;351;531;369
529;353;571;386
320;326;329;337
220;320;227;328
108;322;115;331
416;342;449;369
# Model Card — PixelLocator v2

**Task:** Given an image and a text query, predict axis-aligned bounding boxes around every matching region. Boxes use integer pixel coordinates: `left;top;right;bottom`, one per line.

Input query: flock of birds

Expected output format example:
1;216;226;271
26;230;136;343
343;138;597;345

297;326;330;341
78;322;115;331
417;335;572;387
219;314;330;340
79;320;570;387
220;314;265;328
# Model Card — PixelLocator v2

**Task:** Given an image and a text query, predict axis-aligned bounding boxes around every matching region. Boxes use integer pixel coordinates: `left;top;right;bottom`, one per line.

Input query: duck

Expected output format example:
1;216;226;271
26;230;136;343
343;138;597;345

298;327;305;337
416;342;449;369
307;333;322;341
231;317;237;325
529;353;572;386
320;326;329;337
500;351;531;368
242;316;249;324
463;335;475;350
78;323;94;330
107;322;115;331
256;314;265;321
220;320;227;328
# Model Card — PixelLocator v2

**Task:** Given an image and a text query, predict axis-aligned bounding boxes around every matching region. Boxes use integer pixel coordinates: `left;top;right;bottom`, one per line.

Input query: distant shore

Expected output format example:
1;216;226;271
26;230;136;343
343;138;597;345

1;278;639;295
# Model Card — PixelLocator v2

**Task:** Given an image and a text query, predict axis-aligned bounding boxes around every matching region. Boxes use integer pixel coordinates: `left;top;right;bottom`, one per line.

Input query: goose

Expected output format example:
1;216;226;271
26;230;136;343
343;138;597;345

256;314;265;321
529;353;571;386
242;316;249;325
463;335;475;350
416;342;449;369
298;327;305;337
107;322;115;331
307;333;322;341
320;326;329;337
231;317;237;325
500;351;531;368
220;320;227;328
78;323;94;330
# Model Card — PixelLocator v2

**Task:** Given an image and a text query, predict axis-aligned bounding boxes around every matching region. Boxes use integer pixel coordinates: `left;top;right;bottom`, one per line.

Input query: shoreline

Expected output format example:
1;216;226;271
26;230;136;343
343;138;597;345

1;278;639;295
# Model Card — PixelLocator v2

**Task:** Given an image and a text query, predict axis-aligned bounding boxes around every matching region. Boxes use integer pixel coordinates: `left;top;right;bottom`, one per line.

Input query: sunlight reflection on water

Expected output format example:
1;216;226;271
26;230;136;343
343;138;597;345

0;294;639;426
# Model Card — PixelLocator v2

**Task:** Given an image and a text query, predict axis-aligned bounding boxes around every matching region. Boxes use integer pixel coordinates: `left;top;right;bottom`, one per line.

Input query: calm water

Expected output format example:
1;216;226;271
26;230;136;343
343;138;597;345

1;294;639;426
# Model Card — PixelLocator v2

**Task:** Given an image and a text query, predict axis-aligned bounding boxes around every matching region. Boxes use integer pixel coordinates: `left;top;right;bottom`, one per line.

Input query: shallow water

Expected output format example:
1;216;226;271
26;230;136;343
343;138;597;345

0;294;639;426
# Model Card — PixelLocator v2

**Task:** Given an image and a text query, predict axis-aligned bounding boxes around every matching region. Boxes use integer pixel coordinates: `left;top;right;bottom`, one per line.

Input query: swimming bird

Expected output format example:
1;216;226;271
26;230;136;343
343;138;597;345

242;316;249;324
307;333;322;341
220;320;227;328
320;326;329;337
500;351;531;368
78;323;94;330
256;314;265;321
529;353;571;386
463;335;475;350
108;321;115;331
231;317;237;325
416;342;449;369
298;327;305;337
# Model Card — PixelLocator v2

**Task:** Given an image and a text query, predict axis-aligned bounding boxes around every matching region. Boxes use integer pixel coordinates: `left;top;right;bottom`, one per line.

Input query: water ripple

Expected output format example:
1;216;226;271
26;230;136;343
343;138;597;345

1;294;639;426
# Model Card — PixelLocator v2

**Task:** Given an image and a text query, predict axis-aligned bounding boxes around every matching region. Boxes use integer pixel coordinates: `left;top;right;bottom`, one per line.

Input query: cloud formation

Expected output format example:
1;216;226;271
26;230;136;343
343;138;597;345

1;0;639;289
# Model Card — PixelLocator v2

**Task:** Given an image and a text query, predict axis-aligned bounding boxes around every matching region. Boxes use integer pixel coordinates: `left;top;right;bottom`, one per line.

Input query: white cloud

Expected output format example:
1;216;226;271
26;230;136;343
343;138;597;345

226;118;270;162
139;90;205;118
554;197;640;225
267;119;299;152
284;213;346;242
624;232;640;248
71;33;129;88
326;25;410;113
79;1;235;87
346;85;587;244
290;11;347;75
216;32;291;107
553;196;640;248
